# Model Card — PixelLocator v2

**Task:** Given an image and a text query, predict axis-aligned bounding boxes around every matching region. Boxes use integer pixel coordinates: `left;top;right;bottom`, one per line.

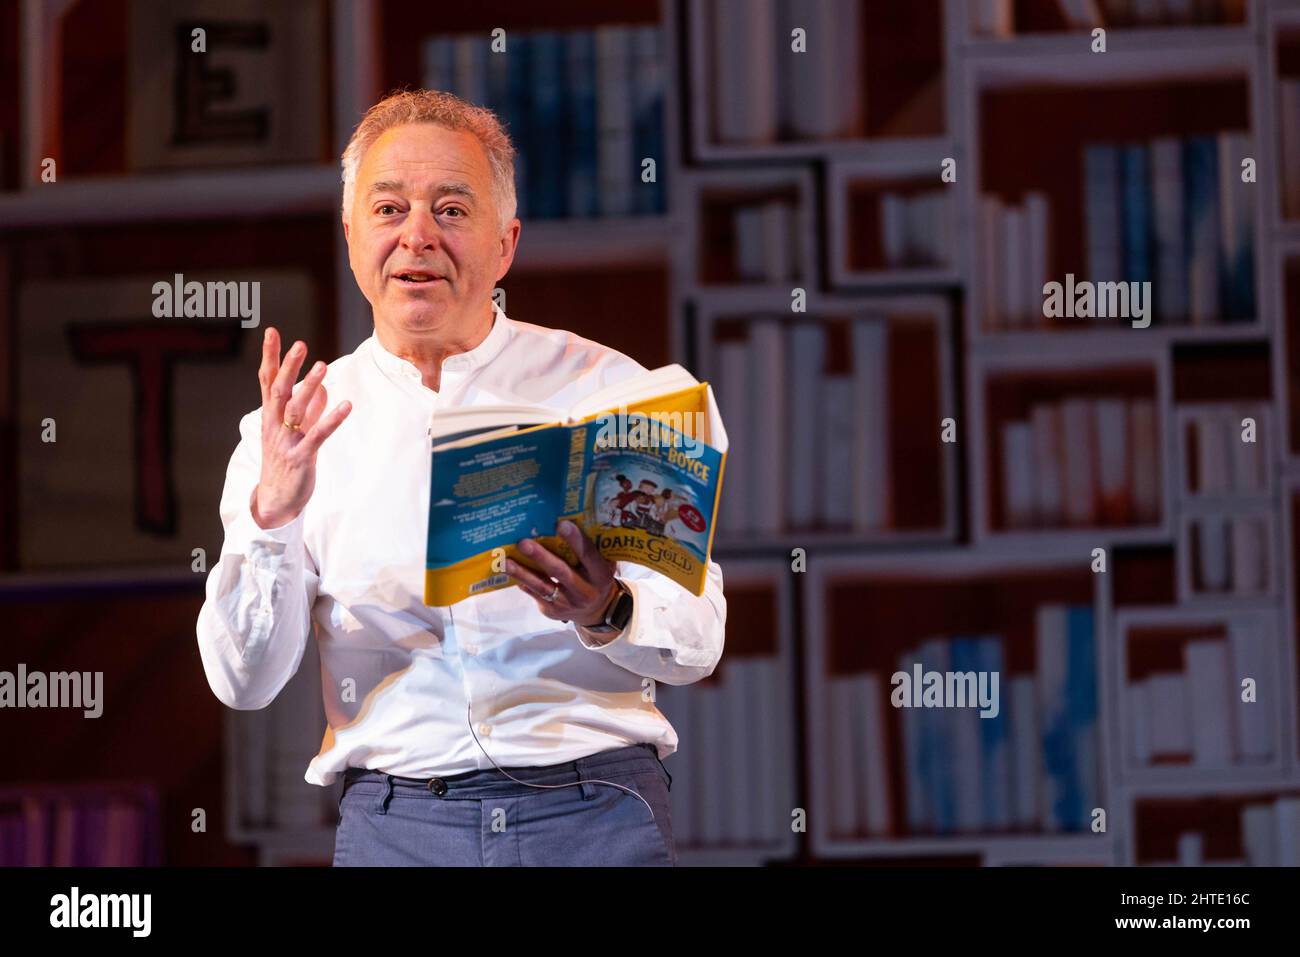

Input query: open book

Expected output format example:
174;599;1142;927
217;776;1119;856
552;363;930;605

424;364;729;605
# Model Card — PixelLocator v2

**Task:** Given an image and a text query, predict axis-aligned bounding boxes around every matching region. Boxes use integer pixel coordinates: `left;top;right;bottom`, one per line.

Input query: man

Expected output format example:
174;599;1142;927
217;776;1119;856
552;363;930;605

195;90;726;866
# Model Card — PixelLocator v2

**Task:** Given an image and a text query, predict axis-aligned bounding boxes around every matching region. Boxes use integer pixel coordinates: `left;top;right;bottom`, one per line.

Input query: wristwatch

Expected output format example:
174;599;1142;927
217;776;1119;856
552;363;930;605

582;578;634;635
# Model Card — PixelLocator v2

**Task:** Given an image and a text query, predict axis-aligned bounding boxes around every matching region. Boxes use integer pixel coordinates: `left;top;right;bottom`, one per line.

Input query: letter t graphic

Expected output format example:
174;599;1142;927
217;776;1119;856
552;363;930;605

66;320;243;534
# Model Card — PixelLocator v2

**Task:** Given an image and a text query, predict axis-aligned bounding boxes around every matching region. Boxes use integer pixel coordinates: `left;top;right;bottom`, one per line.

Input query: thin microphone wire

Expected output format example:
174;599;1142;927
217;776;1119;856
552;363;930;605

465;700;656;824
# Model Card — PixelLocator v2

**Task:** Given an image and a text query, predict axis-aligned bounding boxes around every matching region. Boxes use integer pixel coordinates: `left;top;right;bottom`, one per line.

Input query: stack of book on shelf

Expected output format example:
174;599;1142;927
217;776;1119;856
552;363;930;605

1182;404;1268;497
422;24;666;219
234;665;329;832
828;605;1098;837
1187;512;1269;596
877;190;954;269
654;657;789;849
999;395;1160;530
1236;797;1300;866
728;198;803;282
979;192;1051;329
1083;134;1255;326
1126;619;1273;769
708;0;862;144
0;788;159;865
714;315;894;537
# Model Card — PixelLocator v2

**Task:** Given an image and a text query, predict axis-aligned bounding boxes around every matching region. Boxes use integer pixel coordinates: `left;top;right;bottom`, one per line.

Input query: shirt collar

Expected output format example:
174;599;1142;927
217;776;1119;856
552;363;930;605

367;301;513;385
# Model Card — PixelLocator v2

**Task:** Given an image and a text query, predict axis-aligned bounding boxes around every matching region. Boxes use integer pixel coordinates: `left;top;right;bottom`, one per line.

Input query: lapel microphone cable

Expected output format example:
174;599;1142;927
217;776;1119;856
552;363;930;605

466;700;656;824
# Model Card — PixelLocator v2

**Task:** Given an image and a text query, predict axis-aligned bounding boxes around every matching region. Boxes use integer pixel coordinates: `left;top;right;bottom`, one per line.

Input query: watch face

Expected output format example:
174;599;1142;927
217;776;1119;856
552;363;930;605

609;588;635;631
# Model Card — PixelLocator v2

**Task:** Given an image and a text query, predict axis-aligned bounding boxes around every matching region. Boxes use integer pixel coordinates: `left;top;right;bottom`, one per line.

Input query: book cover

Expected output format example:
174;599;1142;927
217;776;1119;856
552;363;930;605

424;376;727;605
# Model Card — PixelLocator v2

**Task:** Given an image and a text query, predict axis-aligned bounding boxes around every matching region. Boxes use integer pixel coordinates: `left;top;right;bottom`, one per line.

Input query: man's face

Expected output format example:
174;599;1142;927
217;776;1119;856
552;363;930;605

344;123;519;339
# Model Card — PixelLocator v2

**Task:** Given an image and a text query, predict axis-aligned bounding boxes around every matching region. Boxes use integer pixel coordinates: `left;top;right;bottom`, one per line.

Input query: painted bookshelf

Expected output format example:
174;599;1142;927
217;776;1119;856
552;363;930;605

679;0;1300;867
9;0;1300;868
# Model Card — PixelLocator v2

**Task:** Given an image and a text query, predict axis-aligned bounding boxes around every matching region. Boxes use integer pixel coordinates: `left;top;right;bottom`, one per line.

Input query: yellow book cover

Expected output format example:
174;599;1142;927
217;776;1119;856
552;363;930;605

423;367;728;606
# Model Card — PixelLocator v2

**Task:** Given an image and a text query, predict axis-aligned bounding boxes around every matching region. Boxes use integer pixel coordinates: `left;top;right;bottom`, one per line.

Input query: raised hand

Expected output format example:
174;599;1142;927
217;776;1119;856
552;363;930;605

250;327;352;529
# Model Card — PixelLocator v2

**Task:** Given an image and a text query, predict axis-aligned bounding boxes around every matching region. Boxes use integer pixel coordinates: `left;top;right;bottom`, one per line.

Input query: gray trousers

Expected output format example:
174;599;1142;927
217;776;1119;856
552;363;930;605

331;743;676;866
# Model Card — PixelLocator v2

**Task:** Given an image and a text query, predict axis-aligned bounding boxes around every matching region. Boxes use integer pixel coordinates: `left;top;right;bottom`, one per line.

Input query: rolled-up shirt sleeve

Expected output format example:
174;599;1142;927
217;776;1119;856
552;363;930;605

196;410;319;711
575;558;725;685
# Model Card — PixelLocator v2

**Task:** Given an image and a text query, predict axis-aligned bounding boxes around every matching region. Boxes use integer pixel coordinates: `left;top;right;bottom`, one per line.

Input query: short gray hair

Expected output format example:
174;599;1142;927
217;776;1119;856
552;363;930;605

340;89;517;230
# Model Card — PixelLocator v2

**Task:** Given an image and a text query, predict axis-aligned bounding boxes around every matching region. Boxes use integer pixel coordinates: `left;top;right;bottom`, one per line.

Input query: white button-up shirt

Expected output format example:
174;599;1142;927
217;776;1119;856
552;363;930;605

196;304;727;785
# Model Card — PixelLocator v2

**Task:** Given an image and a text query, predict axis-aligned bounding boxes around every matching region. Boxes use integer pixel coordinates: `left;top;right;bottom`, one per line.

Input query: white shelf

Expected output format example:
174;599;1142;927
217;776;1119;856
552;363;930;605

0;165;342;227
712;528;958;555
962;24;1257;64
688;135;956;167
1120;778;1300;800
510;216;675;270
964;33;1256;87
969;323;1270;357
1122;763;1287;790
812;833;1113;862
0;564;203;594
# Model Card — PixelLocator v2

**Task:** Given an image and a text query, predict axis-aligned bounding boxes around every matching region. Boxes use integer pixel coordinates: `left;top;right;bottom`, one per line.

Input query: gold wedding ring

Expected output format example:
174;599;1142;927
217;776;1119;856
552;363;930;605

282;419;303;432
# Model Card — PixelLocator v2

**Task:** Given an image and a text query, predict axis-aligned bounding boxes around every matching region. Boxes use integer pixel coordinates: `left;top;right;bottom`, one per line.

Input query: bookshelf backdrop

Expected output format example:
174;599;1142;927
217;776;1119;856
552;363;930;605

5;0;1300;866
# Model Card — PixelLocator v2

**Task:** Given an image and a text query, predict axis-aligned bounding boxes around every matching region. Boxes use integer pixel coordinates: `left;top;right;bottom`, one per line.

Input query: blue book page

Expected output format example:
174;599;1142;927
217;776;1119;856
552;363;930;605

426;426;568;568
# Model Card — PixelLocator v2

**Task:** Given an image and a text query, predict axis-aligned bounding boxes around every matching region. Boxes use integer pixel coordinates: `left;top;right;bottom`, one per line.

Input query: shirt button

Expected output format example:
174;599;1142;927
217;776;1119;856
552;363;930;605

428;777;448;797
478;723;492;737
462;643;477;656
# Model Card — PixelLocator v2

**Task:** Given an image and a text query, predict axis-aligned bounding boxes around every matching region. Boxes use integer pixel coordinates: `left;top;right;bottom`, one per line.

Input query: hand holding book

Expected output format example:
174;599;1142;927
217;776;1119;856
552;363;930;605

505;520;618;627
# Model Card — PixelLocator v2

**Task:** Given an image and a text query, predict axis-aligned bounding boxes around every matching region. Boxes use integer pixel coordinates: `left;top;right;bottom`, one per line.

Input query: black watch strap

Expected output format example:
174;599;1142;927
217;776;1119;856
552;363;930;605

584;579;633;634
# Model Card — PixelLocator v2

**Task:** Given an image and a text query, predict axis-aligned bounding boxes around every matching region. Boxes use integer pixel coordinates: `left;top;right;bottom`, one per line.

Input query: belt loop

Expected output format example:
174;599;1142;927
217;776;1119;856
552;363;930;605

373;773;395;815
575;754;598;802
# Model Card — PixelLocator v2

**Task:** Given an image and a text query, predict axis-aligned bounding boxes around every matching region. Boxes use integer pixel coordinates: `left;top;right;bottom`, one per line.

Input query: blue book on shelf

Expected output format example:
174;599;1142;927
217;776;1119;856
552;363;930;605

1183;135;1221;324
497;33;532;221
527;32;567;220
564;31;599;219
422;36;454;94
1066;606;1099;828
631;25;666;216
1083;144;1123;283
1038;607;1079;832
1120;143;1153;286
486;38;522;220
977;636;1011;831
1218;132;1256;321
948;637;984;833
918;638;956;834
